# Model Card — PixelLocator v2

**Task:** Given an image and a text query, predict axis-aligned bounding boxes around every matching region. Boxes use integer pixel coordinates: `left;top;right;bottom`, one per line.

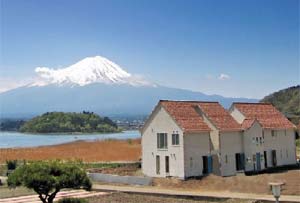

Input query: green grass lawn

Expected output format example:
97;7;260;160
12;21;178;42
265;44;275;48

0;185;35;199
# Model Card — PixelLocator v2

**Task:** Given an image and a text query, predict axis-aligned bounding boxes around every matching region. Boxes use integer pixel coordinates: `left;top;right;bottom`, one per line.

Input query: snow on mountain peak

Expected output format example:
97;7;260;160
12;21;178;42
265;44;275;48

34;56;154;87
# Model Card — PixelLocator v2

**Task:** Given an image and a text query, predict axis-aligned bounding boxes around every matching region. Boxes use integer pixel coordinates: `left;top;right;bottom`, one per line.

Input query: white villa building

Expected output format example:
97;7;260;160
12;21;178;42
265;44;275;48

229;102;297;172
141;100;297;179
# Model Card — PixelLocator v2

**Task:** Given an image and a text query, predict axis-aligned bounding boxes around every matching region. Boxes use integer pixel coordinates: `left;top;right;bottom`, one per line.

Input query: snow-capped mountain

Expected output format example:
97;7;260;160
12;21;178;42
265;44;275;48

34;56;154;87
0;56;257;118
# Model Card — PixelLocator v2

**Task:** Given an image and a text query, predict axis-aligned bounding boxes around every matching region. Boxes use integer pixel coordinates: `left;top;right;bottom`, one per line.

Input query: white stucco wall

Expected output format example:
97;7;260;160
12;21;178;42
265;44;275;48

219;131;243;176
230;107;245;124
183;132;211;178
243;126;296;171
263;129;296;167
243;121;265;171
141;106;185;179
199;112;219;153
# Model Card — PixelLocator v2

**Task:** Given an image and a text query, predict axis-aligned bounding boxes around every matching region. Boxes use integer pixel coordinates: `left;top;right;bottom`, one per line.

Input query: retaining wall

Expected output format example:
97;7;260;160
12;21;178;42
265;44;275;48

88;173;152;186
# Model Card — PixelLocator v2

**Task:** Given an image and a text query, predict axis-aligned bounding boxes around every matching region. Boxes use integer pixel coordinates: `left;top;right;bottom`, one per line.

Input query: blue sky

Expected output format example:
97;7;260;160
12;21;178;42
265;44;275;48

0;0;299;98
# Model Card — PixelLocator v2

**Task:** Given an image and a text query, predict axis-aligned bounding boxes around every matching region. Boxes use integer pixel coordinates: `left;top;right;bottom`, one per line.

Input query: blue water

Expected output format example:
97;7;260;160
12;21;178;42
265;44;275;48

0;131;140;148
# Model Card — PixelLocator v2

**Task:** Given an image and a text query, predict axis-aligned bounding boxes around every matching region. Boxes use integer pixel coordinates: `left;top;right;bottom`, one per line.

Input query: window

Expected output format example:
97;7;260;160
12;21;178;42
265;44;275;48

259;137;263;145
262;130;264;139
225;155;228;164
256;137;259;146
156;155;160;174
172;133;179;145
284;130;287;136
157;133;168;149
271;130;276;137
286;149;288;158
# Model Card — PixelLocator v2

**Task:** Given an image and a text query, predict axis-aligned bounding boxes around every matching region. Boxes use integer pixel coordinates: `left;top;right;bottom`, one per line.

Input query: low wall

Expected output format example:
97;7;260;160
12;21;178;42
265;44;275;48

88;173;152;186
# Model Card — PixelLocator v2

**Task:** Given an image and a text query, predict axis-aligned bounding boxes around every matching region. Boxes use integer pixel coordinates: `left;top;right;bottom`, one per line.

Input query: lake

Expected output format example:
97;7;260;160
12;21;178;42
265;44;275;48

0;131;140;148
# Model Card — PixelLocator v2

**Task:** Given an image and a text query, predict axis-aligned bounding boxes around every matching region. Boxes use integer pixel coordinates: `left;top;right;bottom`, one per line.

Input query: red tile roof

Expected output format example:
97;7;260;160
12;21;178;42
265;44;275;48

233;102;294;129
160;100;211;133
197;102;242;131
241;119;262;129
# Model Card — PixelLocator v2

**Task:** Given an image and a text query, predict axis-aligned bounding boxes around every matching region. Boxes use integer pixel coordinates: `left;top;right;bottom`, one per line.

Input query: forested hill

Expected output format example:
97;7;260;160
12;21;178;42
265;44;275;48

20;111;121;133
261;85;300;124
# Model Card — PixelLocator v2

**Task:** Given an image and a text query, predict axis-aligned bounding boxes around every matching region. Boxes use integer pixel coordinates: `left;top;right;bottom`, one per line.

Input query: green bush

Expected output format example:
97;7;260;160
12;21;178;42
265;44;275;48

6;160;18;170
58;198;88;203
7;161;92;203
127;139;133;145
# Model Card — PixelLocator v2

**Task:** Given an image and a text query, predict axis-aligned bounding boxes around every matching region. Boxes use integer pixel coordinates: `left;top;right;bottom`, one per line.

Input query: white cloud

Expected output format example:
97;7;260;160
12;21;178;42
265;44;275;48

218;73;230;80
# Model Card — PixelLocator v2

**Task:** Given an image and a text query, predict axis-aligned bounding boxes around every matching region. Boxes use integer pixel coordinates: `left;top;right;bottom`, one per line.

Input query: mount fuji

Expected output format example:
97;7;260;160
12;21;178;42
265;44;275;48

0;56;257;118
33;56;154;87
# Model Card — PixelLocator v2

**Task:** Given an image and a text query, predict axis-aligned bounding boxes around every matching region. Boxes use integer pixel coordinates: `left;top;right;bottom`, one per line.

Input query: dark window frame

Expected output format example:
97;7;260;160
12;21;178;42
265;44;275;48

172;133;179;145
157;133;168;149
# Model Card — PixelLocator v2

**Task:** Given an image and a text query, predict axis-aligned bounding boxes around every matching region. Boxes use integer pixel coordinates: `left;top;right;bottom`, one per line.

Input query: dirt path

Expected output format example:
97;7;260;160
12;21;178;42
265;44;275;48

88;192;250;203
93;184;300;202
153;170;300;195
0;190;108;203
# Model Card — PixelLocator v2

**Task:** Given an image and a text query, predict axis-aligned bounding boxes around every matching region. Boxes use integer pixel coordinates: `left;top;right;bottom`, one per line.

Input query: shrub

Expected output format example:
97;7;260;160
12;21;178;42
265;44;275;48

6;160;17;170
127;139;133;145
58;198;88;203
7;161;92;203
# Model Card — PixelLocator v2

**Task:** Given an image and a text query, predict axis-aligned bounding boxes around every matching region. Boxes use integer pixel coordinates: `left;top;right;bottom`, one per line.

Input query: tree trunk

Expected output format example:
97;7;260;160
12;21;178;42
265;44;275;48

47;189;60;203
38;194;47;203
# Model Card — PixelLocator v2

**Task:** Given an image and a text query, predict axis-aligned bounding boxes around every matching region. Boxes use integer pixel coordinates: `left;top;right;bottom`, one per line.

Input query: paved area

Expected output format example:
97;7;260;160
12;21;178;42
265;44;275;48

0;190;108;203
93;184;300;202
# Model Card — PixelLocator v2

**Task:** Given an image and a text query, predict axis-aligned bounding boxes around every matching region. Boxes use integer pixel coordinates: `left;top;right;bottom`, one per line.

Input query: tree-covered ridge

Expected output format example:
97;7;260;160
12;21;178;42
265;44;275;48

261;85;300;125
0;119;25;131
20;111;121;133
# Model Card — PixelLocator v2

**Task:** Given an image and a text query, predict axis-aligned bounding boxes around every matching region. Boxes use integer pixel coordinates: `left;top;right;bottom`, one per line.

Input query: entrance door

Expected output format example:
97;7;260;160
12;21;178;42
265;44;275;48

235;153;245;171
202;156;208;174
272;150;277;166
165;156;169;174
207;156;212;173
256;153;261;171
156;155;160;174
253;154;256;170
264;151;268;168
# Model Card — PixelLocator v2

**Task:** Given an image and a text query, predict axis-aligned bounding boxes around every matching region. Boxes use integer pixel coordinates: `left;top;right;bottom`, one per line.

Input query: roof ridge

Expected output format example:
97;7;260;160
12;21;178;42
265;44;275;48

233;102;271;105
160;100;219;103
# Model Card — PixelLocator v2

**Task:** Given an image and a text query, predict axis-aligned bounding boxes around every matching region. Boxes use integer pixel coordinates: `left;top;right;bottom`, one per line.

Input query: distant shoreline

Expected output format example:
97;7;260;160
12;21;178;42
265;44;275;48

0;130;124;135
0;130;140;149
